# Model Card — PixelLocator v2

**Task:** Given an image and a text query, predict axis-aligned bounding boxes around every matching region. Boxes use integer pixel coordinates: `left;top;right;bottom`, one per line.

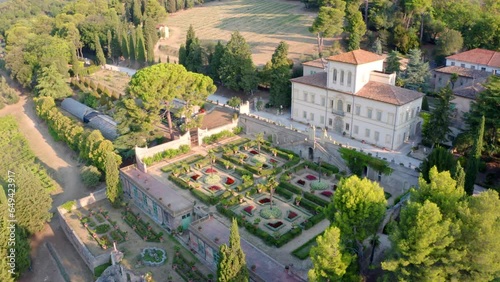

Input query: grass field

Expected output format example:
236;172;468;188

162;0;318;65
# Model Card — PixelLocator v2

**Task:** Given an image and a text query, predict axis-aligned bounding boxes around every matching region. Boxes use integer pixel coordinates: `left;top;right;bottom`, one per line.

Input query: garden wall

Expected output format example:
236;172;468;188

135;132;191;160
198;119;239;145
58;189;111;274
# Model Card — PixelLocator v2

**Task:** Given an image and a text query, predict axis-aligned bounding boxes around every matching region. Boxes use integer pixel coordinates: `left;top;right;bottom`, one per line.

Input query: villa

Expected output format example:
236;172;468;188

291;49;424;150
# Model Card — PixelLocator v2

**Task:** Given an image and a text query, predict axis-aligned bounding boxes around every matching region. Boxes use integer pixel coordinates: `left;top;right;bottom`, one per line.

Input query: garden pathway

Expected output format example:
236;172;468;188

0;73;93;282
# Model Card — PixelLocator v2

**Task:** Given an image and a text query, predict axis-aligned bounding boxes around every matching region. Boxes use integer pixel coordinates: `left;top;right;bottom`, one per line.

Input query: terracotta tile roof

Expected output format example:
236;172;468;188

453;82;486;100
434;66;491;78
291;73;424;105
326;49;384;65
446;48;500;67
302;58;327;69
356;81;424;105
290;72;327;88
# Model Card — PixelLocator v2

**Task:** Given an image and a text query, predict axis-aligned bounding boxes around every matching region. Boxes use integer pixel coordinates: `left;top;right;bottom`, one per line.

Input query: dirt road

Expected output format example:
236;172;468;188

0;76;94;281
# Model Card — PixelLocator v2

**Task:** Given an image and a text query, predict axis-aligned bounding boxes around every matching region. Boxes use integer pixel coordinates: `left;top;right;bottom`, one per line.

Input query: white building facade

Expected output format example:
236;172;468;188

291;50;424;150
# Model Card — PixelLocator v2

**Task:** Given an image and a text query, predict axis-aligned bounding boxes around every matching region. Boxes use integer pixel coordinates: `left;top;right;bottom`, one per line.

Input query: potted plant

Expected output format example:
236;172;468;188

295;196;302;205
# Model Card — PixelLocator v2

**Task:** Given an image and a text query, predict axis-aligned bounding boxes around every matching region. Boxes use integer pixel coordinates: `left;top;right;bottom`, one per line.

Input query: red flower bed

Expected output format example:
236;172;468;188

244;206;255;214
226;177;235;185
205;168;217;174
321;191;333;197
270;159;277;163
306;175;317;181
249;150;259;155
191;174;200;181
287;211;298;219
267;221;283;229
297;179;306;186
258;198;271;204
209;186;221;191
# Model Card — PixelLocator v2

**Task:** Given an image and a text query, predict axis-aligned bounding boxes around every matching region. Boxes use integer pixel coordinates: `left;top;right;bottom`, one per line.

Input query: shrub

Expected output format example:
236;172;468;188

95;224;111;234
275;186;293;200
61;200;76;212
81;165;101;188
303;192;329;207
279;182;302;194
143;145;190;166
202;130;235;145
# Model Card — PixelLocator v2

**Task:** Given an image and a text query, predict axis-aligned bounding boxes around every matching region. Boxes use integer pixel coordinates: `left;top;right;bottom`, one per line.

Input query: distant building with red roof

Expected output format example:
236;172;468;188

445;48;500;74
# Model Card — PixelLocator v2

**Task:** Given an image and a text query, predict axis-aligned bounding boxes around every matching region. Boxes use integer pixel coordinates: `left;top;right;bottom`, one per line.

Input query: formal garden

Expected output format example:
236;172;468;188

63;201;213;281
161;137;343;248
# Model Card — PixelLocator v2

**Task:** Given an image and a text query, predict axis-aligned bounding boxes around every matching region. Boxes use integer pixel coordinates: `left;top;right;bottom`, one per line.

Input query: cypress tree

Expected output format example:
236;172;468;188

106;30;113;59
105;152;122;207
453;161;466;190
465;115;485;195
208;41;224;82
136;28;146;64
129;32;136;62
269;41;292;107
421;95;429;111
146;34;155;64
70;43;82;79
132;0;142;25
121;32;129;59
111;30;122;61
422;84;453;147
217;218;248;282
95;35;106;66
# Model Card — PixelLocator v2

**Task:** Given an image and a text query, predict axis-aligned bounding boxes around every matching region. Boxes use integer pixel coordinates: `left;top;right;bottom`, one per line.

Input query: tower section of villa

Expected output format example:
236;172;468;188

291;50;424;150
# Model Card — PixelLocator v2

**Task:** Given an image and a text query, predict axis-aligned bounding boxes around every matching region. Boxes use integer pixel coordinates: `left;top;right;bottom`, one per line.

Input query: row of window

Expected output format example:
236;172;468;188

332;69;352;87
450;61;487;71
348;123;392;144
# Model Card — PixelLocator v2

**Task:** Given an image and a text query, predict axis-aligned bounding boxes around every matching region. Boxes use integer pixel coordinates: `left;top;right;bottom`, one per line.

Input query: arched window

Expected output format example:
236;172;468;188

347;71;352;86
333;69;337;84
340;70;345;85
337;100;343;112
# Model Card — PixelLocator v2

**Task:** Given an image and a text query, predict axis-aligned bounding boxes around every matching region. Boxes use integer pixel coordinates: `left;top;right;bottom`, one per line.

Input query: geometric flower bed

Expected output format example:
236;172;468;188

141;247;167;267
310;180;328;190
204;174;221;185
225;177;235;185
285;210;299;222
243;206;255;216
257;197;271;205
306;175;317;181
266;221;285;231
320;191;333;198
122;209;163;242
297;179;306;186
208;185;222;192
79;208;127;250
259;207;282;219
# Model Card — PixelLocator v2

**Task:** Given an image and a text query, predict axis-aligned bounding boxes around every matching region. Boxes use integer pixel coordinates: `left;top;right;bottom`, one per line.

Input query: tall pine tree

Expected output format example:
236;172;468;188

217;218;248;282
403;48;430;91
208;41;225;82
464;115;484;195
179;25;203;72
220;31;258;94
385;50;401;75
344;2;366;51
422;84;453;147
269;42;292;107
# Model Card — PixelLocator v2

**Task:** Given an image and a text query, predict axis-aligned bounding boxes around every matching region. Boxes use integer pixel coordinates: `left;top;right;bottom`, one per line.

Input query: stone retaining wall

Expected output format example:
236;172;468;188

58;189;111;273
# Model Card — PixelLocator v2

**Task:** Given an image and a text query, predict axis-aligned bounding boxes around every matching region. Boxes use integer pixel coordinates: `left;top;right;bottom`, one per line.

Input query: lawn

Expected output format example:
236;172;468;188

163;0;318;65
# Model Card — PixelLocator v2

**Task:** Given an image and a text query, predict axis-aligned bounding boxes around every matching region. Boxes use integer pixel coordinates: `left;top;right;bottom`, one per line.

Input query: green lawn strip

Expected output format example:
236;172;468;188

291;233;322;260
